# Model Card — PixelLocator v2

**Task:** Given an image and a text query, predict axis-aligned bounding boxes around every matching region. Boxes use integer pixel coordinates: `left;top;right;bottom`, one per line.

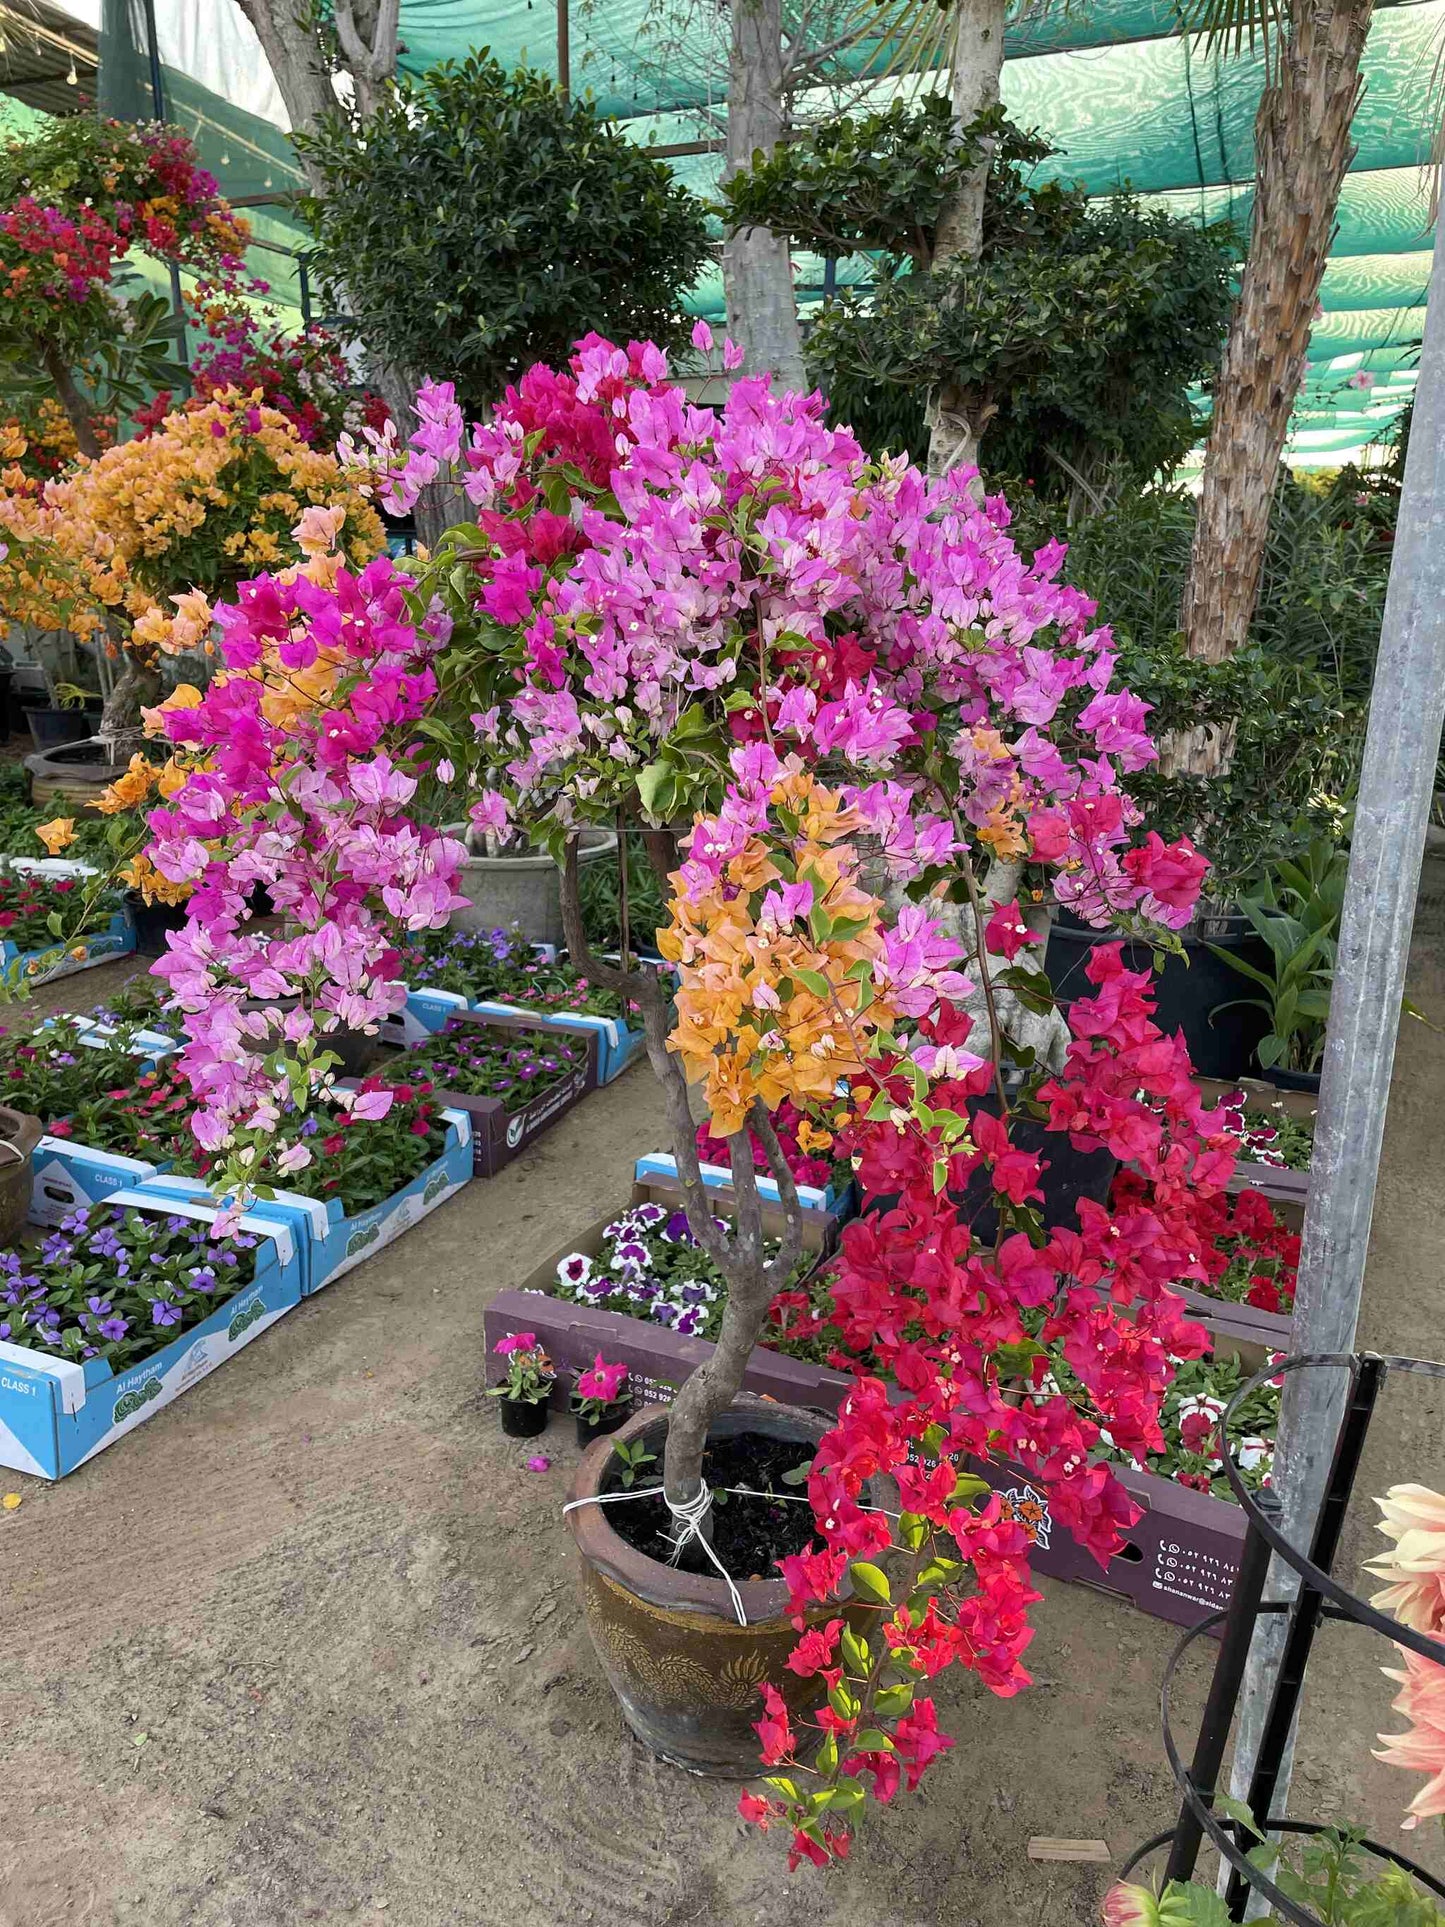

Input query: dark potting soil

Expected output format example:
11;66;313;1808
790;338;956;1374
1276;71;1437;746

600;1430;820;1580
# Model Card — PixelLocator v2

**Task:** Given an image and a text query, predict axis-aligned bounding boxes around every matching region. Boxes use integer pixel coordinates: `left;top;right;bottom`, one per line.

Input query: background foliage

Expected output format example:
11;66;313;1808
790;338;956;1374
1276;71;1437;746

725;103;1237;503
297;54;712;414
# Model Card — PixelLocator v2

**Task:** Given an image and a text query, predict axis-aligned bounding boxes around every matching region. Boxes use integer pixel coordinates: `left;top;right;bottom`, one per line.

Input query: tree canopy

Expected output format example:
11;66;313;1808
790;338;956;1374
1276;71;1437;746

296;53;712;413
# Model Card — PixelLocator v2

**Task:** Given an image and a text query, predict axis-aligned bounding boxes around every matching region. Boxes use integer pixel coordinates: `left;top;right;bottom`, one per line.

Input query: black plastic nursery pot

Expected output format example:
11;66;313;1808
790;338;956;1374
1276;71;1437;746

240;995;381;1078
128;892;190;958
568;1395;881;1776
956;1094;1117;1241
498;1394;551;1438
1261;1065;1321;1095
1043;908;1271;1082
573;1398;634;1448
22;704;96;753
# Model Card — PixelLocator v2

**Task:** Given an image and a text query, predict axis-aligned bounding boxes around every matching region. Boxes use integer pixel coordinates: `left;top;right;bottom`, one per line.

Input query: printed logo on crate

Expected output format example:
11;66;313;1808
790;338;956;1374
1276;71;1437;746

995;1481;1053;1553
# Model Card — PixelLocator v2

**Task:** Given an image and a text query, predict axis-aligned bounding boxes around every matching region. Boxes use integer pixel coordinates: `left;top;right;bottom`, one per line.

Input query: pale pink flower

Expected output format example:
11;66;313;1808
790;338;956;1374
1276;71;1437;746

1375;1644;1445;1829
1099;1883;1158;1925
1365;1485;1445;1634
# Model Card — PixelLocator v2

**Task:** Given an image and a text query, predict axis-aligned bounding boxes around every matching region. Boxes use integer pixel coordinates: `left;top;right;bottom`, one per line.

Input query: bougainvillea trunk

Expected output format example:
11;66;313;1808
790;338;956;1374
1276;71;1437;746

1175;0;1374;763
723;0;807;390
557;837;804;1526
926;0;1007;481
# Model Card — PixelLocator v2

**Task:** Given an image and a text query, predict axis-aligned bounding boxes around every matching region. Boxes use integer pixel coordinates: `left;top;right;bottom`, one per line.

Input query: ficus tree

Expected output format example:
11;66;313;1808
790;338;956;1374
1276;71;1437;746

293;56;710;417
727;101;1237;513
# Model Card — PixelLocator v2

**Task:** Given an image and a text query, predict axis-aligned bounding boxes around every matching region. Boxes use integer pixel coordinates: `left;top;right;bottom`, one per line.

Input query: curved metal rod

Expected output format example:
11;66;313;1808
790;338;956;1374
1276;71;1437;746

1157;1609;1355;1925
1122;1817;1445;1906
1217;1352;1445;1667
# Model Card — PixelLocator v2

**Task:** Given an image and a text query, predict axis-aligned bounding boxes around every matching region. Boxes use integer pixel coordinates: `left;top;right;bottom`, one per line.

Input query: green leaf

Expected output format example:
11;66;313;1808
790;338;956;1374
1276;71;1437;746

847;1560;892;1607
762;1775;801;1804
812;1780;865;1813
839;1627;872;1676
874;1681;915;1717
816;1732;839;1776
853;1728;895;1753
827;1681;861;1720
635;761;679;823
793;967;834;1000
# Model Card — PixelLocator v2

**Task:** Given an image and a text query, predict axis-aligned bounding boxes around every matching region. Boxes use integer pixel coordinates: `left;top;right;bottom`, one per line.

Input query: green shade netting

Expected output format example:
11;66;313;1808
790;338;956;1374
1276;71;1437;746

17;0;1435;457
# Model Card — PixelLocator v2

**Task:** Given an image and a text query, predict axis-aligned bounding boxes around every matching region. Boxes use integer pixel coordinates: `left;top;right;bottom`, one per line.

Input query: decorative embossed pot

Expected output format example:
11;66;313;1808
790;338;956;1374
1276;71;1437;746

567;1395;871;1777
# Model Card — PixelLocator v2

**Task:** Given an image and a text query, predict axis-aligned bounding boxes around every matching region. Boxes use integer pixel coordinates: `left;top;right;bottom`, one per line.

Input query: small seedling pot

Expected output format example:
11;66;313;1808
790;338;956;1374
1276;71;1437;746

573;1396;634;1448
498;1393;551;1438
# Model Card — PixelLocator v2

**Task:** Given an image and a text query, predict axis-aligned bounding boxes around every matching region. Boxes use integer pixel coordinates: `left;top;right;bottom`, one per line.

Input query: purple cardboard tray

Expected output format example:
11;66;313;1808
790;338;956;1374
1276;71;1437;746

973;1306;1270;1631
971;1451;1248;1632
483;1177;845;1411
378;1008;600;1178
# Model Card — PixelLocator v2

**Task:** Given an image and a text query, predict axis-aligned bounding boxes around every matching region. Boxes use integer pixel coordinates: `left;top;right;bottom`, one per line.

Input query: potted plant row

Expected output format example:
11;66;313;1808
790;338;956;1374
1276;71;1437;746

15;1041;473;1295
484;1178;852;1423
487;1338;637;1444
634;1097;858;1217
0;1191;302;1479
383;922;649;1082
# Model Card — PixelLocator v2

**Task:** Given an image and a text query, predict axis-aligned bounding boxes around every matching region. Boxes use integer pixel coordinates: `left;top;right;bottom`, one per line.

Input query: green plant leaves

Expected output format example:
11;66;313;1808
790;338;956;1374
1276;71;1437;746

847;1560;892;1606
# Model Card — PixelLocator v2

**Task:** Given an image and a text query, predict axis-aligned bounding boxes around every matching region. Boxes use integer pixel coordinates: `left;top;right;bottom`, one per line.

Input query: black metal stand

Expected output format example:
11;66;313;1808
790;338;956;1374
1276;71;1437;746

1122;1350;1445;1923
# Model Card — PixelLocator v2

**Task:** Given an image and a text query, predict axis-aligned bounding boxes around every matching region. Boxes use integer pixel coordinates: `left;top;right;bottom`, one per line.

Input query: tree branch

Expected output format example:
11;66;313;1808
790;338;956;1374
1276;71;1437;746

751;1097;806;1294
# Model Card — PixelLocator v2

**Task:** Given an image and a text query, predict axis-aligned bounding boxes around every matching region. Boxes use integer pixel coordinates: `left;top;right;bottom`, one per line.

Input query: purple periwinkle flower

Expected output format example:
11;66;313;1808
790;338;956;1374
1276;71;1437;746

98;1314;129;1342
151;1299;182;1328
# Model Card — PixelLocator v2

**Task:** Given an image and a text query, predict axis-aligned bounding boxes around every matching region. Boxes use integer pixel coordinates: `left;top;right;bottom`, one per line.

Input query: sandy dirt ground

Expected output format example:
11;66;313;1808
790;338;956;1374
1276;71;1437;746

2;856;1441;1927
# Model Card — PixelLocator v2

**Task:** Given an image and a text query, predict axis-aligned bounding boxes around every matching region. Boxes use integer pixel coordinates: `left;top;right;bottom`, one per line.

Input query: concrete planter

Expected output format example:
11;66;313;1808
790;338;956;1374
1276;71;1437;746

448;829;617;949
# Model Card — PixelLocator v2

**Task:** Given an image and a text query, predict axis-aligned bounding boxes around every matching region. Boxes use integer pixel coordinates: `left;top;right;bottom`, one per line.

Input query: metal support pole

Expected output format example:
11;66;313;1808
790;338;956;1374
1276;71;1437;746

557;0;571;97
1226;233;1445;1845
1166;1489;1282;1885
1225;1358;1384;1915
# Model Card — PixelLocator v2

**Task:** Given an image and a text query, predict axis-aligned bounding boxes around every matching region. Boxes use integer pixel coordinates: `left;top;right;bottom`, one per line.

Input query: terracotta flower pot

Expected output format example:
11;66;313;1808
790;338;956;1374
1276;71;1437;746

0;1103;43;1243
567;1395;876;1777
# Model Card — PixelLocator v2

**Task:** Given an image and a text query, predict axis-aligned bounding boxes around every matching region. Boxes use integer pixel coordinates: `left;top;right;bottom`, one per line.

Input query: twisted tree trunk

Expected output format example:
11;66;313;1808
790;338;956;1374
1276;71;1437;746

558;837;805;1529
925;0;1008;482
722;0;807;389
1175;0;1375;780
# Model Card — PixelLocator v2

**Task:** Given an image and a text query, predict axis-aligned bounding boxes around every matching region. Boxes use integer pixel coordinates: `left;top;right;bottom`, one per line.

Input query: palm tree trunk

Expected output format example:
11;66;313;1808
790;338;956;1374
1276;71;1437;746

1177;0;1375;751
722;0;807;389
925;0;1007;480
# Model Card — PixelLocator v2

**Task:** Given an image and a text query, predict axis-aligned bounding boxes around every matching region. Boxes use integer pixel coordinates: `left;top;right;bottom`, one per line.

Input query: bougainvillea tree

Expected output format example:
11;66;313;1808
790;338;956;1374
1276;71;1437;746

0;391;384;743
95;328;1251;1863
0;115;251;460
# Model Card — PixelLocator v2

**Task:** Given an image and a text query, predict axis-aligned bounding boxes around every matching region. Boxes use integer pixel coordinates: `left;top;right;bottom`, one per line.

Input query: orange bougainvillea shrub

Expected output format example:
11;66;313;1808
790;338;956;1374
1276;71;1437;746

0;390;384;656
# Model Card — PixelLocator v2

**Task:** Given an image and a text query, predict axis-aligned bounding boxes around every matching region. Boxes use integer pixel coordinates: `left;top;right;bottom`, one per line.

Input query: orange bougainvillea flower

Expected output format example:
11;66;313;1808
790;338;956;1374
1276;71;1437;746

661;770;895;1138
34;816;76;855
96;752;158;815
